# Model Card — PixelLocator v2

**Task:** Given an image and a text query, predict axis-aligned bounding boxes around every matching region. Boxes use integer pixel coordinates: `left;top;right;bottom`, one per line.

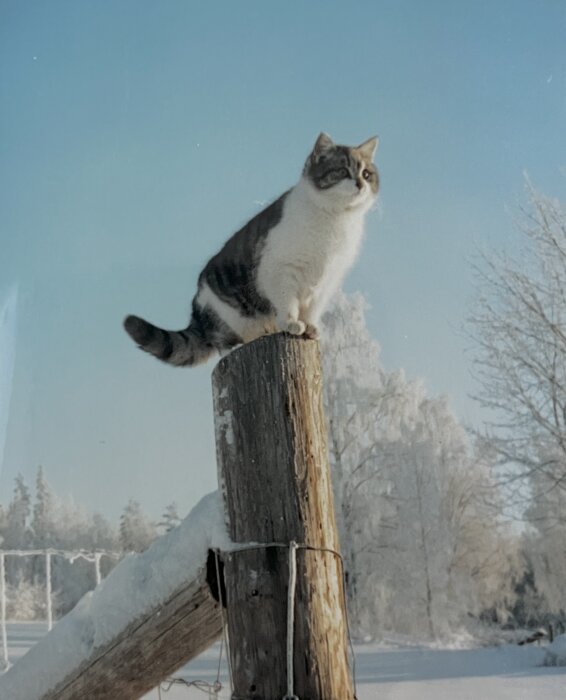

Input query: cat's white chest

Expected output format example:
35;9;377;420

256;186;365;312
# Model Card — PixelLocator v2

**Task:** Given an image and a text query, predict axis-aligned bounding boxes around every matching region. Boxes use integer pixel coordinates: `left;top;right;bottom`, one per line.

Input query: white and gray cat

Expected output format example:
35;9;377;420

124;132;379;366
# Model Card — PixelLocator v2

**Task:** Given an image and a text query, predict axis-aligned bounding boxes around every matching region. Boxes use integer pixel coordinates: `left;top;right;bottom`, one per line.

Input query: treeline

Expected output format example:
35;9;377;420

0;468;177;618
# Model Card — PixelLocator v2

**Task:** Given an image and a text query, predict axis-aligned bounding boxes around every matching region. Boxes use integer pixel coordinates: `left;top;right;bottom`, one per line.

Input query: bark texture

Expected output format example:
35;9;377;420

213;332;354;700
41;561;222;700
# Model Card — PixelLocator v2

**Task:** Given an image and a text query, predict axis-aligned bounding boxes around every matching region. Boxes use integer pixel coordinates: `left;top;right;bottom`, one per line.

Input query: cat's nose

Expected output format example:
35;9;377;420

356;179;364;190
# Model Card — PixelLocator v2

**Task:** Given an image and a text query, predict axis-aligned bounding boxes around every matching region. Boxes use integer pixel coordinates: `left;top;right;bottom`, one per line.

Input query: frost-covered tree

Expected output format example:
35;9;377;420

32;465;56;548
519;480;566;623
5;580;54;621
518;528;566;627
321;292;394;622
4;474;31;549
0;503;6;545
321;292;520;639
44;497;120;614
373;398;520;637
469;185;566;510
2;474;33;591
89;512;120;551
159;502;181;533
469;185;566;626
120;500;158;553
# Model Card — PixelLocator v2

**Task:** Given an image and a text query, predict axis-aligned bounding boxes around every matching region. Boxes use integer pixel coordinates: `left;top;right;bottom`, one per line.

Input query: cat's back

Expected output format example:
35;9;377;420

201;190;291;276
196;190;291;320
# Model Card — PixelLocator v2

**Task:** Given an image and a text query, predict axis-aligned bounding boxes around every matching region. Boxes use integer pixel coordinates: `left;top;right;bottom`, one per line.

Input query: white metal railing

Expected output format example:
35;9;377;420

0;549;121;670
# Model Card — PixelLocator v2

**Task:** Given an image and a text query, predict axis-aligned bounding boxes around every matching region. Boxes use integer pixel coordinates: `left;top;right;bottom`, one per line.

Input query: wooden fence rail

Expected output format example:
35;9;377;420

0;500;226;699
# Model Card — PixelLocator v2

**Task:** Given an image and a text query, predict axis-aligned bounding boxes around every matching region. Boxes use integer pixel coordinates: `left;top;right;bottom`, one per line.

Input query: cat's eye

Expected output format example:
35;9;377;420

340;168;350;178
362;169;371;180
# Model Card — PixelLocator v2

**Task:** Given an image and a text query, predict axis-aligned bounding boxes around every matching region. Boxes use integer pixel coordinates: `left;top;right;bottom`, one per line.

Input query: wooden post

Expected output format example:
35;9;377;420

213;333;354;700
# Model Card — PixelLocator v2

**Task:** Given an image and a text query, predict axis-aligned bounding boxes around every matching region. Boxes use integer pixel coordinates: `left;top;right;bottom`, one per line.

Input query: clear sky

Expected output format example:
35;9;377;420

1;0;565;520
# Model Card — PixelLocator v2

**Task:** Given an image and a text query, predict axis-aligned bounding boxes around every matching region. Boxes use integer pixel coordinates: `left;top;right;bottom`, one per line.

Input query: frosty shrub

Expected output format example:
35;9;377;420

6;579;55;621
542;634;566;667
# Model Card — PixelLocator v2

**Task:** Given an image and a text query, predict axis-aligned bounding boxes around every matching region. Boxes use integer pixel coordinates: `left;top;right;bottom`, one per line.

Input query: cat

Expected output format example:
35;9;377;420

124;132;379;366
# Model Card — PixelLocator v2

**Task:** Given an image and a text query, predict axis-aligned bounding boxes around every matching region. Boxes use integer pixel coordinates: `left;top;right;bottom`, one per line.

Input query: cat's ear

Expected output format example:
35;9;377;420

357;136;379;161
312;132;334;157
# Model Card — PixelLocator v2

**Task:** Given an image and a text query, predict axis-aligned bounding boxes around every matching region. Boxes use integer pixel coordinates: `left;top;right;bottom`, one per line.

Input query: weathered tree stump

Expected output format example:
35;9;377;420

213;333;354;700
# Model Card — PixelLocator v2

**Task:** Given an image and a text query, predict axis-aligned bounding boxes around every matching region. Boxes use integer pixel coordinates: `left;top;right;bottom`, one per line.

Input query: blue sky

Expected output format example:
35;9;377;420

1;0;565;520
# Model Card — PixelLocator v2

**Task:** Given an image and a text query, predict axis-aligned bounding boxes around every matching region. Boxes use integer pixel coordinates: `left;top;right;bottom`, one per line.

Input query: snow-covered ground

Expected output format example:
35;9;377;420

4;622;565;700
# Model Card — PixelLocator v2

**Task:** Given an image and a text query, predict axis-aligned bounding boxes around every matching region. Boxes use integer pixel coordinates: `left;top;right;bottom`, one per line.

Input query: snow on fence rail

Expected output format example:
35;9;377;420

0;492;230;699
0;548;120;670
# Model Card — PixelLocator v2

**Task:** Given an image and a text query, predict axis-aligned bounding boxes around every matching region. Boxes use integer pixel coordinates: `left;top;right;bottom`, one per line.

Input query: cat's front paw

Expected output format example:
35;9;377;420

303;323;319;340
286;320;306;336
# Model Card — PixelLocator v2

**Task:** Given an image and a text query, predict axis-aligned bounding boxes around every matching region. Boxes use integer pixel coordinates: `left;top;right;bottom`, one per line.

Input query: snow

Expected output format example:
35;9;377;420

3;623;566;699
142;641;566;700
0;491;231;700
216;409;235;446
4;624;566;700
213;383;235;447
543;633;566;667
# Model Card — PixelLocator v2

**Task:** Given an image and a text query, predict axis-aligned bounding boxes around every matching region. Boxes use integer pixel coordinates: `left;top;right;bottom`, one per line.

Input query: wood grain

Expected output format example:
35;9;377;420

40;559;222;700
213;333;354;700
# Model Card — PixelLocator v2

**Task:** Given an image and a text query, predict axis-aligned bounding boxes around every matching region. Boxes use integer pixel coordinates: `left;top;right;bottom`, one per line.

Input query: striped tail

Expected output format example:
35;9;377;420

123;315;214;367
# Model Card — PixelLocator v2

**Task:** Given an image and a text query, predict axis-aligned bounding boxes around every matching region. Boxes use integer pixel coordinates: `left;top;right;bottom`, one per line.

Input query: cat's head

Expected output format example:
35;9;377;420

303;133;379;211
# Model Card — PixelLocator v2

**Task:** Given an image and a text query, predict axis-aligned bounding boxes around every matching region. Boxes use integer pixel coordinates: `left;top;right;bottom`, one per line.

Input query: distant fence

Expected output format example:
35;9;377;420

0;549;120;670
